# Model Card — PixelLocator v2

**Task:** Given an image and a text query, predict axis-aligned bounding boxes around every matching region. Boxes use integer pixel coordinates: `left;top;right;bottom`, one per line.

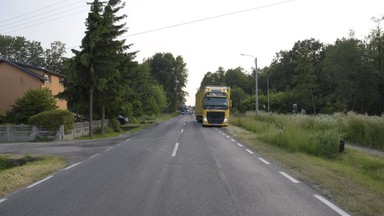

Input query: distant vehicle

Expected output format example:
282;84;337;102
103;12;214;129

117;115;128;125
195;86;231;126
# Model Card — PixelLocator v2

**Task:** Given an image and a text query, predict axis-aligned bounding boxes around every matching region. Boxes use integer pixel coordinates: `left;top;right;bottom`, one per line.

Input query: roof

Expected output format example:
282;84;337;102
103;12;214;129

0;58;65;81
14;62;65;78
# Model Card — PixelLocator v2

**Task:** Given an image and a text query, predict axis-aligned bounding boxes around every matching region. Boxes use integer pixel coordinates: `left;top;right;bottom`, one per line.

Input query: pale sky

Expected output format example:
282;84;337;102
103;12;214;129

1;0;383;106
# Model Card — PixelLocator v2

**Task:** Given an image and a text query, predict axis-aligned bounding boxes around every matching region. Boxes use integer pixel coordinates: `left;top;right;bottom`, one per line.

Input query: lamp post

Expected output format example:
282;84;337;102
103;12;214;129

241;54;258;115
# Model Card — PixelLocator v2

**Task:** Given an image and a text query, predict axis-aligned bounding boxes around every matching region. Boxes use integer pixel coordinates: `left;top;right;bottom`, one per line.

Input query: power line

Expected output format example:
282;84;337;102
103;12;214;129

0;1;86;28
1;9;88;35
0;0;85;24
0;6;88;31
122;0;295;38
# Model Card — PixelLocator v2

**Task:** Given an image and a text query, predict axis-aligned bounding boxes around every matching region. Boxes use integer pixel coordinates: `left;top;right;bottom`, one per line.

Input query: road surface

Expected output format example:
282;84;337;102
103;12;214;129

0;115;350;216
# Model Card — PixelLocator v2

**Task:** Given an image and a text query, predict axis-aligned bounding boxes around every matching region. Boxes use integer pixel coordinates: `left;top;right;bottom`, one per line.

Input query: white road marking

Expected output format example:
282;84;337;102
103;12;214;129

64;162;82;170
237;143;243;147
231;139;236;142
279;171;300;183
125;138;130;142
245;149;254;154
106;147;113;151
27;175;53;188
314;194;350;216
181;129;184;133
226;136;230;139
222;133;226;136
0;198;7;204
172;143;180;157
184;122;186;126
258;158;270;165
90;153;100;159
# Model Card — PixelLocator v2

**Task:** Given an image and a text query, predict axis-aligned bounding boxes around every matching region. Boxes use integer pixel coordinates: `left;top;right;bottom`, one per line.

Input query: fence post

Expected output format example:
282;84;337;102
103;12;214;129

59;125;64;141
32;126;37;141
6;125;10;141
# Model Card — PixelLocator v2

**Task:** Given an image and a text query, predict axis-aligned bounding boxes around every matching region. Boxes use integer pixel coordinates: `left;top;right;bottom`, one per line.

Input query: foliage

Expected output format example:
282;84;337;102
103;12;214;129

146;53;188;113
199;18;384;115
231;112;341;159
8;88;58;124
28;110;74;134
0;35;66;73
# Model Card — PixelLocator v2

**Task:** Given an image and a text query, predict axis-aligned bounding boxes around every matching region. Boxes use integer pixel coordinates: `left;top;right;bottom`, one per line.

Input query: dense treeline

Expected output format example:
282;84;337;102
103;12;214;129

0;35;66;73
0;0;188;131
200;17;384;115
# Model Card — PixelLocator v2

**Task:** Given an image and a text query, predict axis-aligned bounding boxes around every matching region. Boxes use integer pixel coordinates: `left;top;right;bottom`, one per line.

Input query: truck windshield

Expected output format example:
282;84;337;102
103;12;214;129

204;97;228;110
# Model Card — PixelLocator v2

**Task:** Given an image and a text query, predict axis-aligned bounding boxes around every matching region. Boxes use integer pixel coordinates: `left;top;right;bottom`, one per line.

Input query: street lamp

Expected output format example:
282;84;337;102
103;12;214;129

241;54;258;115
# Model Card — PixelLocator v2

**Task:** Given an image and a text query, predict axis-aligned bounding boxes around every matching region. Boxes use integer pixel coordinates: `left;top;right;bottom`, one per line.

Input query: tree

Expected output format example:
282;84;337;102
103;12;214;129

323;37;379;114
72;0;105;137
9;88;57;124
199;67;226;88
147;53;188;112
44;41;66;73
0;35;63;69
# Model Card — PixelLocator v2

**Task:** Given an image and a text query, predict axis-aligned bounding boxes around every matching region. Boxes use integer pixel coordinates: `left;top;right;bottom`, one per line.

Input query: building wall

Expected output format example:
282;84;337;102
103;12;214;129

0;62;42;114
0;62;67;114
42;73;67;110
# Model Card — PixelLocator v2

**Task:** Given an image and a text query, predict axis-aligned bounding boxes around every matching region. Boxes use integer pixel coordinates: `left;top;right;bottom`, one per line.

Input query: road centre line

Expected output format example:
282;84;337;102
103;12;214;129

125;138;130;142
258;158;271;165
231;139;236;142
314;194;350;216
64;162;82;170
106;147;113;151
0;198;7;204
279;171;300;183
237;143;243;147
172;143;180;157
27;175;53;189
226;136;230;138
245;149;254;154
181;129;184;134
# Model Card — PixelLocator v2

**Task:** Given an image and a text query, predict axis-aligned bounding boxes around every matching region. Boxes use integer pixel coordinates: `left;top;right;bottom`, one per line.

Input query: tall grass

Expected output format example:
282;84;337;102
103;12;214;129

231;111;384;159
341;112;384;150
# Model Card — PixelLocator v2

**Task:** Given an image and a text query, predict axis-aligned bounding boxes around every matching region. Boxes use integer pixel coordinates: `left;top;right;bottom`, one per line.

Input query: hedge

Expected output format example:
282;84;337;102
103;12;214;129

28;110;74;134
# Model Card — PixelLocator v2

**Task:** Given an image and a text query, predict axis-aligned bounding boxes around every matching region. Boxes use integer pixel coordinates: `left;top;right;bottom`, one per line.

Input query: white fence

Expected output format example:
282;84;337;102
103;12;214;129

0;120;108;142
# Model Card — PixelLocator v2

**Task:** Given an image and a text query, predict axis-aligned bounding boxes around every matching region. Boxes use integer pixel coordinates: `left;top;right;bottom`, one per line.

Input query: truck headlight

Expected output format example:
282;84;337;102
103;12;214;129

203;116;208;123
224;118;228;123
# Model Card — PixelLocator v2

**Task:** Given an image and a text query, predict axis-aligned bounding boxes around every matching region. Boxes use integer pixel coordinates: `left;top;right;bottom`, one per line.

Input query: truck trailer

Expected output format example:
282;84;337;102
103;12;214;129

195;86;231;126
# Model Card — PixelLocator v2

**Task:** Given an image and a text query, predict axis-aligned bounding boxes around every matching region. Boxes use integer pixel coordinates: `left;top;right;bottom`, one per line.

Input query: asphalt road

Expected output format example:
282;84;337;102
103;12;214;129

0;115;350;216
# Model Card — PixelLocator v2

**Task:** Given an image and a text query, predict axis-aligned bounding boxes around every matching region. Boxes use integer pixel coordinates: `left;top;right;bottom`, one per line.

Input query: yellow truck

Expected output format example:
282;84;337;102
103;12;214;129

195;86;231;126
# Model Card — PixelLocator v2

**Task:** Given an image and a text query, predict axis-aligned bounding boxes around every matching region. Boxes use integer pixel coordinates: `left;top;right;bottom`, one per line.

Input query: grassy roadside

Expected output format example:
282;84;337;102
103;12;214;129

225;125;384;216
0;155;67;197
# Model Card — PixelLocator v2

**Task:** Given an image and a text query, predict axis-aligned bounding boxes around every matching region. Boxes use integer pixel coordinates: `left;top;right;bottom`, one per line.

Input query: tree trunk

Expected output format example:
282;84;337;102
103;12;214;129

101;102;105;134
89;87;94;138
309;87;316;114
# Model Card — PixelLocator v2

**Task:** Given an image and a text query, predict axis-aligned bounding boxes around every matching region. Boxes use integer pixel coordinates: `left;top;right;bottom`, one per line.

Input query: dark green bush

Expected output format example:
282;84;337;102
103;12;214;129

28;110;74;134
108;119;122;132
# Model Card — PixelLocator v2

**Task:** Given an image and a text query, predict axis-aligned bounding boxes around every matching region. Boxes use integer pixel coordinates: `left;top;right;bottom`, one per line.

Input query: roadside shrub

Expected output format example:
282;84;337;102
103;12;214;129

108;119;122;132
28;110;74;134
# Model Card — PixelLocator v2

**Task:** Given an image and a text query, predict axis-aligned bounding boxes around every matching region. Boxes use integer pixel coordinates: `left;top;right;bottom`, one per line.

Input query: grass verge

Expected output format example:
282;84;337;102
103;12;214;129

0;154;67;197
226;125;384;216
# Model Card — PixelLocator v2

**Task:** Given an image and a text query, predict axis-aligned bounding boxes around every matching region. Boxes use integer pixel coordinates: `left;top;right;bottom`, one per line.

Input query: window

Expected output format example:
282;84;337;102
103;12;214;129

44;74;51;83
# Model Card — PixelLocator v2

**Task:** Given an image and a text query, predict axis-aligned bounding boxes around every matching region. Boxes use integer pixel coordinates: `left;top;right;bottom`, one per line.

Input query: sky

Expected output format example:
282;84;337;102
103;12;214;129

1;0;383;106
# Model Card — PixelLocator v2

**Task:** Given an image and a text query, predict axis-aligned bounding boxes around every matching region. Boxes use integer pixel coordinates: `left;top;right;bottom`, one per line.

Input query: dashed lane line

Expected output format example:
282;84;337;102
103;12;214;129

245;149;254;154
314;194;350;216
258;158;271;165
279;171;300;183
172;143;180;157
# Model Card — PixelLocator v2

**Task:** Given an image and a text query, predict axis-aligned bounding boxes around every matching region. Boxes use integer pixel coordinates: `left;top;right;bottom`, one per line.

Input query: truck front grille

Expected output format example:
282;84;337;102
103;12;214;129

207;112;225;124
